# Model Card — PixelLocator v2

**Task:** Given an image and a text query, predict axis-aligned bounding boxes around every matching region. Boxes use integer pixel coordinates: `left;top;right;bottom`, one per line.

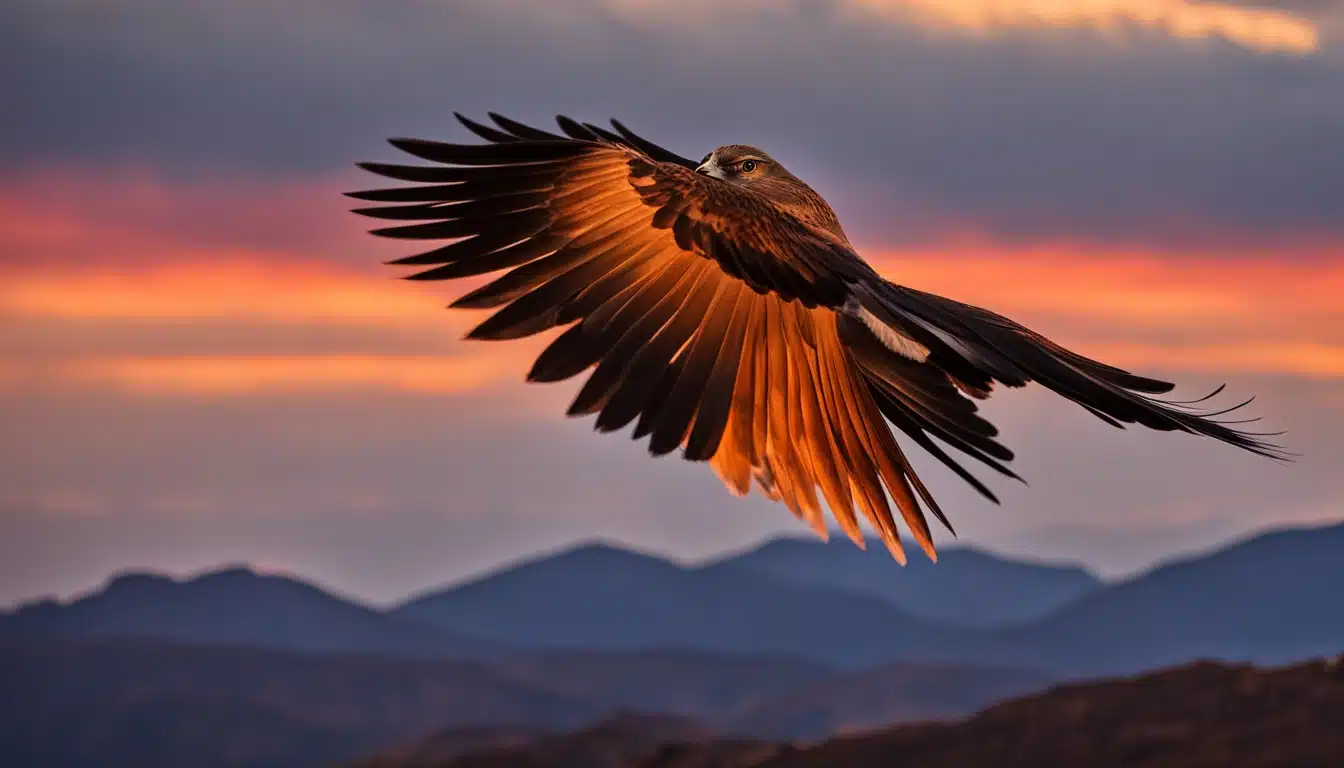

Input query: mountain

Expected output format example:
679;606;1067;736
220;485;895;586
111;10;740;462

496;649;834;721
993;522;1344;675
726;658;1344;768
396;523;1344;672
9;522;1342;676
394;542;980;668
0;566;493;659
352;713;729;768
710;537;1100;629
0;636;1051;768
725;661;1055;740
0;637;601;768
374;658;1344;768
350;724;554;767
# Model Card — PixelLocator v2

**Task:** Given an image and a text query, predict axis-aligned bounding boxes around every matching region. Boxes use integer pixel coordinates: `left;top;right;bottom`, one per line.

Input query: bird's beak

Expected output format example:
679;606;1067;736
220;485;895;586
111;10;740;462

696;160;725;180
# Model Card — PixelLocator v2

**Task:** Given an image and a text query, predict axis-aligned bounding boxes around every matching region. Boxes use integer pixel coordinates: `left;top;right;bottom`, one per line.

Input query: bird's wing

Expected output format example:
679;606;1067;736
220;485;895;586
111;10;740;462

351;113;953;563
849;281;1289;461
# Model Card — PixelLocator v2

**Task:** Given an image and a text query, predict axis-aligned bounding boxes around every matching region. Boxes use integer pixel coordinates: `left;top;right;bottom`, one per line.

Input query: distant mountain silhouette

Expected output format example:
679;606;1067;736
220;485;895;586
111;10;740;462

396;523;1344;671
1;637;1041;768
0;566;493;659
351;723;554;768
8;523;1344;766
0;637;600;768
366;658;1344;768
498;649;834;721
725;661;1056;740
709;537;1099;629
991;522;1344;675
7;523;1342;675
394;542;977;668
353;713;727;768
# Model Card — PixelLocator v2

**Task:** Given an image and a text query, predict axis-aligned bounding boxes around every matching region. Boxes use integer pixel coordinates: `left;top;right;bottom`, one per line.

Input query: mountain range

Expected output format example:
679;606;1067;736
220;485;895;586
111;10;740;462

4;522;1343;766
394;541;977;668
360;657;1344;768
0;566;495;660
5;522;1343;675
0;638;1039;768
705;537;1099;628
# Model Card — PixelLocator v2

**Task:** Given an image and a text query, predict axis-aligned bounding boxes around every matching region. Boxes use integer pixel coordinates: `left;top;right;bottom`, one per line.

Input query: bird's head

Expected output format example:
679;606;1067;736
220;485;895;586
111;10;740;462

695;145;782;183
696;144;847;241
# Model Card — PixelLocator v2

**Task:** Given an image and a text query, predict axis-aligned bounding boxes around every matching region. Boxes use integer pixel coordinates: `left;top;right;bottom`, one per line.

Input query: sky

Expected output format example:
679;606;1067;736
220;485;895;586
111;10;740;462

3;0;1343;608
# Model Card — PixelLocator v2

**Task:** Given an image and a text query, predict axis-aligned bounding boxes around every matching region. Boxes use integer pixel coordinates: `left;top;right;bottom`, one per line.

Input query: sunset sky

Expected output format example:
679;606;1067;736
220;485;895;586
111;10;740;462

3;0;1343;607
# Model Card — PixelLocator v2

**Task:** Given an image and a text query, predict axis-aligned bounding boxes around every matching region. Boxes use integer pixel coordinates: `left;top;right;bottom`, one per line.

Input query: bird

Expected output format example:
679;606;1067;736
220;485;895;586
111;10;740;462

348;113;1287;565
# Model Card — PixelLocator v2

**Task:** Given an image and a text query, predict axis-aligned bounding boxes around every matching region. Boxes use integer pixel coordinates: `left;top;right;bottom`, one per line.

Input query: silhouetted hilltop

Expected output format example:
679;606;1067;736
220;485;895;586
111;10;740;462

5;523;1344;767
8;522;1342;675
709;537;1099;628
0;637;1058;768
1;566;493;659
0;637;598;768
732;657;1344;768
992;521;1344;675
366;657;1344;767
725;661;1054;739
394;541;975;668
496;648;833;721
353;713;723;768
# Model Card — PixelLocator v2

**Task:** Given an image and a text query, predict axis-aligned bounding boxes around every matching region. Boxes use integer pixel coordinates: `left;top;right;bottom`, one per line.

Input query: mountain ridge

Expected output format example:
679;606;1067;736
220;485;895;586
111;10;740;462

0;564;497;660
5;521;1341;674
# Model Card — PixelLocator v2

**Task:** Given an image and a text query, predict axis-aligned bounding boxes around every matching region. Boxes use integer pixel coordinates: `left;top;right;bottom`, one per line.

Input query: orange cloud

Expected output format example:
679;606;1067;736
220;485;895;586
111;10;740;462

5;251;1342;396
864;245;1344;341
1081;341;1344;378
10;355;512;396
600;0;1322;54
0;165;372;269
0;263;546;397
1;263;448;324
845;0;1320;54
2;168;1343;399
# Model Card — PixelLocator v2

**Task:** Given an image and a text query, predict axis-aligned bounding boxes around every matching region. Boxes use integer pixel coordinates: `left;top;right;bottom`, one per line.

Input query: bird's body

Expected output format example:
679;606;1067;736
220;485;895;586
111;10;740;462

350;114;1284;564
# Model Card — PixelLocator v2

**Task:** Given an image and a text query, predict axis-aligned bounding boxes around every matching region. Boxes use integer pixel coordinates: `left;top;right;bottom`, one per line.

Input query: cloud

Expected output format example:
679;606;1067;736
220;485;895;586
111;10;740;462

6;355;519;398
3;0;1343;247
4;170;1343;405
564;0;1327;54
848;0;1321;54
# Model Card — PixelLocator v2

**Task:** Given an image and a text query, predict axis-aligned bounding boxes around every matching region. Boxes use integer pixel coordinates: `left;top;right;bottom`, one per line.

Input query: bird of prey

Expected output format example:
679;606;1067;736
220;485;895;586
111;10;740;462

349;113;1285;564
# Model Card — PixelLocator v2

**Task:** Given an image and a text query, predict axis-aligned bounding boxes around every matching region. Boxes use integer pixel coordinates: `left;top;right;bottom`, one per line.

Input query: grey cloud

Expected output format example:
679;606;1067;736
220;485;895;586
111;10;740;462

3;0;1344;248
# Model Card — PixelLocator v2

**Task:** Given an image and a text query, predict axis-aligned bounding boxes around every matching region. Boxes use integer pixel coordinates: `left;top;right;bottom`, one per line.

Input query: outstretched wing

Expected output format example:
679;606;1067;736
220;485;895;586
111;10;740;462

850;281;1288;461
351;113;961;562
351;113;1285;564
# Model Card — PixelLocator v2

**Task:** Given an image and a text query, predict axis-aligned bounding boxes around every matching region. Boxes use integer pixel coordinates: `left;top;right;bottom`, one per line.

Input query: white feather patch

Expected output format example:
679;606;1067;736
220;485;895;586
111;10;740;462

846;299;931;363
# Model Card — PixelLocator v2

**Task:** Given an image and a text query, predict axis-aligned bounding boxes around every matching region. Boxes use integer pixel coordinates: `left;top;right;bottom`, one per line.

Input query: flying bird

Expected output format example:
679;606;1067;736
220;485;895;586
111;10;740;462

349;114;1286;564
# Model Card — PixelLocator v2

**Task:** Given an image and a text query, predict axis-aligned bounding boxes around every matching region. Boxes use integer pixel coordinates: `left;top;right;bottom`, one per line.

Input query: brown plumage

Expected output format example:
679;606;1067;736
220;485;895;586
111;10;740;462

349;114;1287;564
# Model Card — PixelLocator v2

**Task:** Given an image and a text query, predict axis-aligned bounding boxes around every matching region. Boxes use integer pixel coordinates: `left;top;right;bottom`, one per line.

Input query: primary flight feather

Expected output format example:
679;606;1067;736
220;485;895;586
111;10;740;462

350;113;1286;564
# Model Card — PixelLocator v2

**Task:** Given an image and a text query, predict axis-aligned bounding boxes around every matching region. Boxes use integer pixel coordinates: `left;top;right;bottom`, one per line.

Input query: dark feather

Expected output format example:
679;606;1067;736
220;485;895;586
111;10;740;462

385;231;528;267
488;113;567;140
405;233;562;281
454;112;519;143
648;281;742;455
609;118;698;169
388;137;590;166
370;207;550;241
555;115;602;142
684;287;753;460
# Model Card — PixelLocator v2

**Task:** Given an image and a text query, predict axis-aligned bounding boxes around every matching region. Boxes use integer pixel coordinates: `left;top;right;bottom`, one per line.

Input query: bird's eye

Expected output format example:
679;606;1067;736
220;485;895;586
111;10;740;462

740;160;758;173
